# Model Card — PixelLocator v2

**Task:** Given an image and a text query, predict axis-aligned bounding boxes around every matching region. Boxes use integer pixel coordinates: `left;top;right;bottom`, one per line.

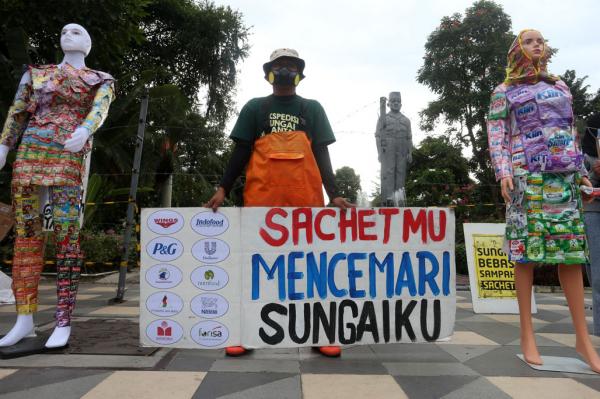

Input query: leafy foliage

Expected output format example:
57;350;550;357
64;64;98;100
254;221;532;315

334;166;361;203
0;0;249;227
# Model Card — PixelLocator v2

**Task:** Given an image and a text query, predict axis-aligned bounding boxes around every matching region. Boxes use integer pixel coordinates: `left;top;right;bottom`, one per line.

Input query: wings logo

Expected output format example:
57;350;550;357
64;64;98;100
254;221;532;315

154;218;178;228
147;210;184;234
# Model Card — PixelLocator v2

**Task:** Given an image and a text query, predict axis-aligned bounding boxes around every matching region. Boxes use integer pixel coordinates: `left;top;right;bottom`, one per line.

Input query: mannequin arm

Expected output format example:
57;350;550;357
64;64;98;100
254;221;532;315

79;82;114;134
0;72;33;149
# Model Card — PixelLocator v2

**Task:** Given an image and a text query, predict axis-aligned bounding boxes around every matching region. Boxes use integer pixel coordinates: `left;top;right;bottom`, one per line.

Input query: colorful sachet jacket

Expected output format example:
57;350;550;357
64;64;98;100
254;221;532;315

487;80;587;180
0;63;114;186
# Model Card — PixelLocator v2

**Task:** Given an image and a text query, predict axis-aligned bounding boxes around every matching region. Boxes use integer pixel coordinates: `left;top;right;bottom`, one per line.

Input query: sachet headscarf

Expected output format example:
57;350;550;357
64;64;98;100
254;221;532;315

504;29;559;86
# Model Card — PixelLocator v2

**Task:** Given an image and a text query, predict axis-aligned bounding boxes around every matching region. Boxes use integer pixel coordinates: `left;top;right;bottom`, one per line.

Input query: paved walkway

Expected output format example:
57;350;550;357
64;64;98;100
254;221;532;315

0;281;599;398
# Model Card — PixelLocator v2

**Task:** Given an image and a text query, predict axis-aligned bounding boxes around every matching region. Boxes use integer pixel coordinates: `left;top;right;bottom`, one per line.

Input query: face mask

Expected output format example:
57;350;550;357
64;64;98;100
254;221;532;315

268;68;301;86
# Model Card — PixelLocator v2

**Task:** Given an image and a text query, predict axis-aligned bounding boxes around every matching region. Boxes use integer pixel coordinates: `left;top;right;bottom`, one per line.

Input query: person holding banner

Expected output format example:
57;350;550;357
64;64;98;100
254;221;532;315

583;114;600;336
205;48;354;357
487;29;600;372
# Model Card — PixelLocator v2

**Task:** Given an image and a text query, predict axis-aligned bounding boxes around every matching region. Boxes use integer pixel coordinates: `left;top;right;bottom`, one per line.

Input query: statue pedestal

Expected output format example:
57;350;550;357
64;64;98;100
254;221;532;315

0;333;64;359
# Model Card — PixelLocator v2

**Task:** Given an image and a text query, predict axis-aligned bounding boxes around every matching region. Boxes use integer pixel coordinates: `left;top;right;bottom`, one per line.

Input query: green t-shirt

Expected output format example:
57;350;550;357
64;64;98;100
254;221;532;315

230;94;336;146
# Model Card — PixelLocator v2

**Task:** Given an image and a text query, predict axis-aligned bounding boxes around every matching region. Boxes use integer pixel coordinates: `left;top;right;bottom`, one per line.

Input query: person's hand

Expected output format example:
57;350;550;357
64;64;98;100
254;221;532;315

331;197;356;210
407;153;413;164
593;160;600;176
500;176;513;204
581;176;594;203
0;144;9;170
64;126;90;153
204;187;226;211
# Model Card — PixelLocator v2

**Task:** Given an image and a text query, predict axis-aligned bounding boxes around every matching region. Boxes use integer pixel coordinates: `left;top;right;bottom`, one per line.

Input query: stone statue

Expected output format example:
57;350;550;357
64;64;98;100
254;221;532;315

375;91;412;206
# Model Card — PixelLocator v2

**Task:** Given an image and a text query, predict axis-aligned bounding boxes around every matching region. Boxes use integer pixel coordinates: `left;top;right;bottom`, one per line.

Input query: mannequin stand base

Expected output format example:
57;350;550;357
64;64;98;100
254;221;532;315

0;334;66;359
517;354;597;375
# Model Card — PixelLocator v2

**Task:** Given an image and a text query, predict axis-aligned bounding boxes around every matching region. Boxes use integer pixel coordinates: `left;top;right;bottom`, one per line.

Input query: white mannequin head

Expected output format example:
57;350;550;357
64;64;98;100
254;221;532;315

60;24;91;56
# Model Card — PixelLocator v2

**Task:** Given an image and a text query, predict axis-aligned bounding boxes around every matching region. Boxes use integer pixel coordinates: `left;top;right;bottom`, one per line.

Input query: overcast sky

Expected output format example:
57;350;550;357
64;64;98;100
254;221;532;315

213;0;600;197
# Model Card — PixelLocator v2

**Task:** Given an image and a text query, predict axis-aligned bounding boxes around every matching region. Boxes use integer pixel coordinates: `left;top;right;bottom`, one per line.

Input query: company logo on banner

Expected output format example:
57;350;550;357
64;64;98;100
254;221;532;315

146;319;184;344
146;291;184;316
146;264;183;289
147;237;183;262
191;211;229;236
190;266;229;291
191;293;229;318
147;210;184;234
140;207;456;349
191;320;229;346
192;239;230;264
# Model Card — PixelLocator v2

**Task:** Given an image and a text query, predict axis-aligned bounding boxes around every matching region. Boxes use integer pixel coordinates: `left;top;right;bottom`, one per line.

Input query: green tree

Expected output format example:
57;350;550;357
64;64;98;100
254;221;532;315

560;70;594;121
0;0;249;224
406;136;472;206
335;166;361;203
417;0;513;215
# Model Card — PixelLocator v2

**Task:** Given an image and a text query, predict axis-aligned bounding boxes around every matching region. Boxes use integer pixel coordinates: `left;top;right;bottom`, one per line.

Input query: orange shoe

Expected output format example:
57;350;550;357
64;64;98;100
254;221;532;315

225;346;247;357
318;346;341;357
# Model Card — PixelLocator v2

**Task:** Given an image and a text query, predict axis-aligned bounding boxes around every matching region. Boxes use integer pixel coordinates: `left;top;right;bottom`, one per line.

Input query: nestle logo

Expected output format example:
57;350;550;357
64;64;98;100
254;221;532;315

154;218;178;228
196;219;224;227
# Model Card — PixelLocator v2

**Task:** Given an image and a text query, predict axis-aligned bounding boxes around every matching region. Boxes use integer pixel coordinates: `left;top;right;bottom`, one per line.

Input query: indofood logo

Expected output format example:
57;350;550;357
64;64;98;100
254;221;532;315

191;321;229;347
191;211;229;236
147;237;183;261
147;210;184;234
191;266;228;291
191;293;229;319
192;239;229;263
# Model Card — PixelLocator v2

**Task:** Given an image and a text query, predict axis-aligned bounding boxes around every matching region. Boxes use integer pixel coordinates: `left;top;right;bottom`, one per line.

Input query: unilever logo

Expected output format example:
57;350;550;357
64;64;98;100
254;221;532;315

192;238;229;263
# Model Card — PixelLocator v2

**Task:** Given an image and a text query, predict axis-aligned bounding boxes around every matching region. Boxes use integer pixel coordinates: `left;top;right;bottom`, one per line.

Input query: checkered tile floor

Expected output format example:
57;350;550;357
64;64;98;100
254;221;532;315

0;282;599;398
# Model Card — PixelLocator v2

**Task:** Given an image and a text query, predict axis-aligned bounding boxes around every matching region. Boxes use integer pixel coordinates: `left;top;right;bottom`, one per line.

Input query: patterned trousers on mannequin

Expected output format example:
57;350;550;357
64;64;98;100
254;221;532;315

12;185;83;327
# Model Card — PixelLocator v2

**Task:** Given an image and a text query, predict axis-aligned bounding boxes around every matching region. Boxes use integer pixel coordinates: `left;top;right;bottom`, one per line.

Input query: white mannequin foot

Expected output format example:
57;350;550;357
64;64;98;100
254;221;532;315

45;326;71;348
0;314;35;347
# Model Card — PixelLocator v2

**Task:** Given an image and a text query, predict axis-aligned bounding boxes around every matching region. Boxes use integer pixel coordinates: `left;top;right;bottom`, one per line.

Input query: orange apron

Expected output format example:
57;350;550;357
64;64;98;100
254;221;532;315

244;131;324;207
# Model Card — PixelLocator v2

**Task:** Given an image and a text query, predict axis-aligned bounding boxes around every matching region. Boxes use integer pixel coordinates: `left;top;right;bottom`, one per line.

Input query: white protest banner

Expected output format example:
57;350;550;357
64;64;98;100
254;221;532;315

463;223;536;314
140;207;456;349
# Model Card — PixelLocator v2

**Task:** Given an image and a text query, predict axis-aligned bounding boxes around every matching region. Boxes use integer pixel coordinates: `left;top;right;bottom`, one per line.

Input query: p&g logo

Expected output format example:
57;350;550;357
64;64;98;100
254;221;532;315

147;237;183;261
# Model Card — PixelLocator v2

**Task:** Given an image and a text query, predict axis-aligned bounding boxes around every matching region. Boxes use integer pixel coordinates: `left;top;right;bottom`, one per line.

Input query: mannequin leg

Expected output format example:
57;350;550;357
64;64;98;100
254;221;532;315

558;264;600;372
515;262;542;364
46;186;82;348
0;185;44;347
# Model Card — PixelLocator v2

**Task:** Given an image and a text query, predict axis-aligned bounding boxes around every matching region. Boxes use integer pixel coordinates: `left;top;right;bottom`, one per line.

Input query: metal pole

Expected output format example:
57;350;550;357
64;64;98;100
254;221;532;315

113;90;149;303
